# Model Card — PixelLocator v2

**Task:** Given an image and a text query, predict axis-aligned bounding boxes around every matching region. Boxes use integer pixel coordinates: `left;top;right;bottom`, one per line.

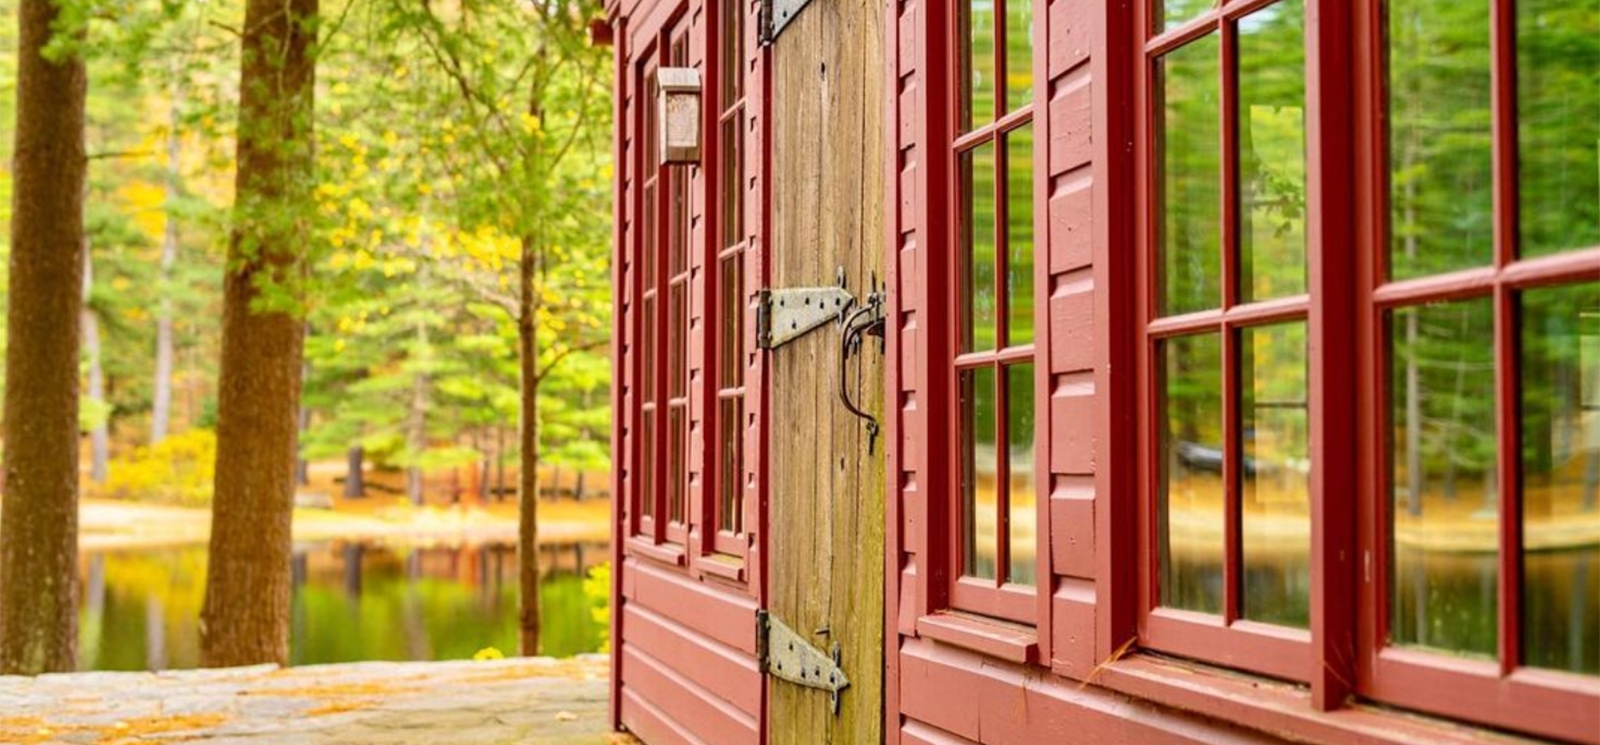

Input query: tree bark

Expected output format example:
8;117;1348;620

344;445;365;498
518;234;541;656
200;0;317;669
151;73;183;445
0;0;88;676
83;248;109;483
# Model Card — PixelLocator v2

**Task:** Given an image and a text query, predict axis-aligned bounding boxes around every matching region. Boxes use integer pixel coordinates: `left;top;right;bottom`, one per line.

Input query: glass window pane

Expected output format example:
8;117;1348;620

1157;34;1223;316
962;366;999;580
1006;124;1035;347
642;181;656;288
670;168;688;276
640;414;655;521
1238;4;1307;303
641;295;656;403
1387;0;1493;280
669;406;685;526
1154;0;1213;35
1004;0;1033;110
722;116;744;249
1388;298;1498;659
722;0;743;103
720;255;743;389
720;397;745;535
1007;363;1037;586
669;283;686;398
1159;332;1225;615
1520;282;1600;676
1518;0;1600;259
962;141;999;353
961;0;997;131
1240;322;1311;628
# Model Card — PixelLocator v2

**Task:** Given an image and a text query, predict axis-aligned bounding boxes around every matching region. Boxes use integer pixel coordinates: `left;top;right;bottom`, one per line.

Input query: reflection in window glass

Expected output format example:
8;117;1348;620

640;416;655;521
1387;0;1493;280
1241;322;1311;627
668;407;685;525
1007;364;1036;585
1004;0;1032;110
1521;283;1600;676
720;256;742;388
722;117;744;249
1157;34;1223;316
720;397;744;535
1006;125;1035;347
961;0;997;131
1518;0;1600;259
1389;298;1498;659
1154;0;1214;35
963;142;999;353
1159;332;1225;615
1238;4;1307;303
962;367;999;580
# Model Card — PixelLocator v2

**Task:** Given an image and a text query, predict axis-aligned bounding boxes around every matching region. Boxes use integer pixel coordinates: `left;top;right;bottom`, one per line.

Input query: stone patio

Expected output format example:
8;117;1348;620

0;655;627;745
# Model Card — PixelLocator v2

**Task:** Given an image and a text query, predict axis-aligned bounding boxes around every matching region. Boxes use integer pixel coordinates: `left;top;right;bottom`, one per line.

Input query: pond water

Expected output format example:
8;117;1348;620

76;541;608;672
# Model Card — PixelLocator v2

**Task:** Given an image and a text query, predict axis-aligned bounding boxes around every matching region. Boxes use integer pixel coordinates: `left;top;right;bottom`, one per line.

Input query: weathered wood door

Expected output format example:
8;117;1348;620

765;0;886;741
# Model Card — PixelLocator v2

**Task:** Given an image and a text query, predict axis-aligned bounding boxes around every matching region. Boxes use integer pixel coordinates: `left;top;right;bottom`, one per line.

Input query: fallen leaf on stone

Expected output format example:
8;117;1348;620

555;711;578;722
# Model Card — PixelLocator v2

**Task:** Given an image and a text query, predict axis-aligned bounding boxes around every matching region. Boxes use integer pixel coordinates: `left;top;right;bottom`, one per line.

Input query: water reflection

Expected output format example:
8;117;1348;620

76;541;606;672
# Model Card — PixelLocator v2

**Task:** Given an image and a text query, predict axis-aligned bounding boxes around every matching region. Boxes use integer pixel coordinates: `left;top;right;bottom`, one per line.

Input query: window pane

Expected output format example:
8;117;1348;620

1159;332;1225;615
1238;3;1307;303
1241;322;1311;628
1518;0;1600;259
641;295;656;403
1387;0;1493;280
1154;0;1213;35
721;397;745;535
722;116;744;249
720;255;743;389
1005;124;1035;347
960;0;997;131
962;141;999;353
962;366;999;580
721;0;743;103
640;414;655;521
642;182;656;288
1520;282;1600;676
669;283;686;398
1007;363;1037;586
1004;0;1033;110
670;168;688;276
668;406;686;526
1157;34;1223;317
1389;298;1498;659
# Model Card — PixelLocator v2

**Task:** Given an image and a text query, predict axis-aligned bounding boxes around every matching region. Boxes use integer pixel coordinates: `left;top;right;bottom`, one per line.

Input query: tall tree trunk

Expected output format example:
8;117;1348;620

200;0;317;669
406;317;429;507
0;0;88;675
151;73;183;445
345;445;365;498
518;234;542;656
82;248;109;483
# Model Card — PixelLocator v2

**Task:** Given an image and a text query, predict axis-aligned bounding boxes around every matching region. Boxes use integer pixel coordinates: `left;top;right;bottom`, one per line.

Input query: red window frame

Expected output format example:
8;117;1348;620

1351;0;1600;740
1133;0;1314;684
706;0;750;561
631;16;694;554
1125;0;1600;740
943;0;1042;625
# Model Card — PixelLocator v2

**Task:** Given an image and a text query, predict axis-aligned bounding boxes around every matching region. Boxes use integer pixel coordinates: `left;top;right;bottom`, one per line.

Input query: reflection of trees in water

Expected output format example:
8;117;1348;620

72;542;607;672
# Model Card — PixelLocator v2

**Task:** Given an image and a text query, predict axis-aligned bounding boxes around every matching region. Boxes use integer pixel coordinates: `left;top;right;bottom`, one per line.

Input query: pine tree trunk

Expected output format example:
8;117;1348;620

83;249;109;484
200;0;317;669
151;75;183;445
0;0;87;676
518;235;542;656
344;445;365;498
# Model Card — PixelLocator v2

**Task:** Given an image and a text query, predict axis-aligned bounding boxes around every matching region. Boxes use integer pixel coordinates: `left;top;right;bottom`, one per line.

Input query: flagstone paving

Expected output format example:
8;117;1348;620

0;655;629;745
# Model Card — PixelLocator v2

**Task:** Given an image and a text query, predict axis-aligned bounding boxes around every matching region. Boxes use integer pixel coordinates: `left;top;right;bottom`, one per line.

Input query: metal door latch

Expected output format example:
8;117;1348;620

837;276;885;454
757;610;850;715
756;267;855;350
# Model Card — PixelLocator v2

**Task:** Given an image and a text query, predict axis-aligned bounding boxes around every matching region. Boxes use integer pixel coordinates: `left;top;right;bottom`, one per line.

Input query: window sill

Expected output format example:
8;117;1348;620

1091;652;1553;745
917;611;1038;665
624;537;686;567
695;553;746;582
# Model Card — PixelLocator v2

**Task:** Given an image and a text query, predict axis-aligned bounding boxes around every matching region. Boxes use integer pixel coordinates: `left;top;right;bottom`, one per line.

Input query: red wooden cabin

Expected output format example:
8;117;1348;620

603;0;1600;742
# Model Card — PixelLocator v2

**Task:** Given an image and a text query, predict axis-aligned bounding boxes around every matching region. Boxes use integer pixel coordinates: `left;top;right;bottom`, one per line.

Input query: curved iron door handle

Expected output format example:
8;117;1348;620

837;287;885;453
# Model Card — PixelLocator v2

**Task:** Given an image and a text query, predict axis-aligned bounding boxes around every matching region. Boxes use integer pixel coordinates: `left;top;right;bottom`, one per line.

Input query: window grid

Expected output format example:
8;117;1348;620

950;0;1038;624
711;0;749;557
